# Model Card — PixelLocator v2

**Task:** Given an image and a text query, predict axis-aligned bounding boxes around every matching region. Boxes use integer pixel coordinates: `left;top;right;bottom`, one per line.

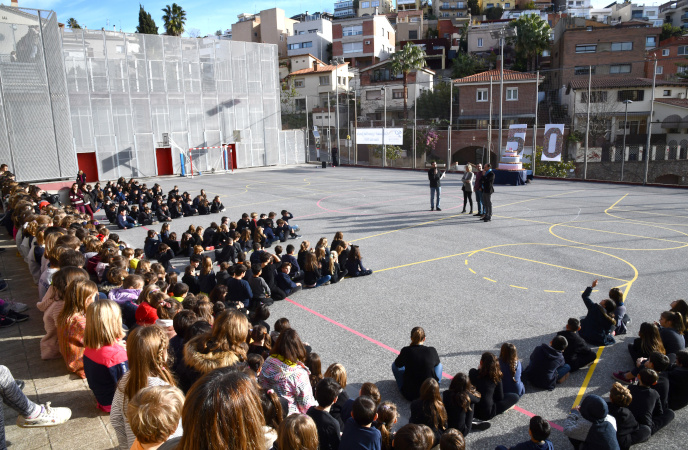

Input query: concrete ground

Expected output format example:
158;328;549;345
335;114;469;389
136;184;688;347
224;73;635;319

2;164;687;449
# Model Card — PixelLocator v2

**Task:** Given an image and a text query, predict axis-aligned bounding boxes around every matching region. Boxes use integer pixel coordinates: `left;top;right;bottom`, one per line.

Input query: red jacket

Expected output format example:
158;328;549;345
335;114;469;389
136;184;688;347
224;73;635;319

135;301;158;326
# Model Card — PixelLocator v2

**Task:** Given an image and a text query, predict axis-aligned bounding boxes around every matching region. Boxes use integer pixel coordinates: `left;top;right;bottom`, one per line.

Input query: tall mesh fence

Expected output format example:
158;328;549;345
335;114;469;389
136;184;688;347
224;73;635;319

299;59;688;185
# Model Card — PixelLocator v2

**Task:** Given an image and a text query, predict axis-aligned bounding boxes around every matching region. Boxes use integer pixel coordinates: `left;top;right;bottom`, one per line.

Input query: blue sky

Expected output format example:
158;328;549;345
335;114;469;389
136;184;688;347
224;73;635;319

20;0;333;36
21;0;614;35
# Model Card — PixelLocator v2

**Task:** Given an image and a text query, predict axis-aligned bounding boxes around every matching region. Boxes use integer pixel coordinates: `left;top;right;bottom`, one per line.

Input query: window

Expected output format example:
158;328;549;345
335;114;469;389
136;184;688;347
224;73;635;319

477;38;483;48
477;89;488;102
319;76;330;85
505;3;510;8
409;30;418;39
457;2;465;8
372;68;391;81
294;79;305;88
679;66;688;74
656;65;663;74
611;42;633;51
662;49;670;56
506;87;518;101
294;98;306;111
308;29;318;33
581;91;607;103
342;42;363;53
664;90;672;96
618;90;644;102
609;64;631;74
575;44;597;53
372;0;380;5
392;89;406;99
575;66;595;75
366;90;382;100
486;3;494;8
646;36;656;48
361;1;370;7
342;25;363;36
678;46;688;56
288;42;313;50
443;2;449;7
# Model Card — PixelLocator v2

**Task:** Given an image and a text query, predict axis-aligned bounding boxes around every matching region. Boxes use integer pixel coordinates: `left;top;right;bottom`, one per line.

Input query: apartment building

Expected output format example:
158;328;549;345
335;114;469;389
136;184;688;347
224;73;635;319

358;0;394;16
433;1;470;19
287;12;333;61
647;35;688;81
284;54;352;113
397;39;451;70
332;14;396;68
334;1;356;19
608;2;663;26
481;0;517;10
231;8;297;57
551;18;661;91
466;22;511;56
397;0;423;12
395;10;426;41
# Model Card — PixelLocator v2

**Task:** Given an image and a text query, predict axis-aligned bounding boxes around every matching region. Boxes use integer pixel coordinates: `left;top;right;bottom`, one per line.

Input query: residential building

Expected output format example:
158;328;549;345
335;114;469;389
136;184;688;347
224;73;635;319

334;1;356;19
358;0;394;16
607;2;663;27
647;35;688;81
433;1;470;19
231;8;297;57
332;14;396;68
284;54;352;115
359;60;435;120
516;0;551;10
395;10;427;41
438;17;471;58
551;18;661;93
397;0;423;12
287;12;333;61
653;98;688;160
467;22;511;56
564;0;593;19
481;0;517;10
452;69;542;130
398;39;451;70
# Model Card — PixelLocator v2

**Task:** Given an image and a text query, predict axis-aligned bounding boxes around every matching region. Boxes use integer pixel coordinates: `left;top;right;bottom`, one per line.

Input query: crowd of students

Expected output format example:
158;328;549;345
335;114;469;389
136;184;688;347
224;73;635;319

0;167;686;450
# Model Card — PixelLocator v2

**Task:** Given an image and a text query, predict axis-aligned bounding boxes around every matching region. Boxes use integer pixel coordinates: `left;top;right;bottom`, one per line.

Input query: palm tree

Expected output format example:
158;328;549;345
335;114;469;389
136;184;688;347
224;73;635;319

162;3;186;37
510;15;551;72
389;43;427;120
67;18;81;29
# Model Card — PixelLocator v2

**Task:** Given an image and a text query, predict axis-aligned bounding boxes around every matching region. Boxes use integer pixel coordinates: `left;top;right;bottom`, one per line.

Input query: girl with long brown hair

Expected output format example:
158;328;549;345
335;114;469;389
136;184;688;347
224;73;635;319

303;251;331;288
469;352;519;421
57;279;98;378
110;325;178;450
409;378;447;446
443;372;487;436
498;342;525;397
277;414;319;450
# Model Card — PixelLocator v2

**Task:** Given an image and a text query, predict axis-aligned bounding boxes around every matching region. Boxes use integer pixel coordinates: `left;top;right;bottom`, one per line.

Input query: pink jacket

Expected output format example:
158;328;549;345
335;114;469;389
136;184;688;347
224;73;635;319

38;286;63;360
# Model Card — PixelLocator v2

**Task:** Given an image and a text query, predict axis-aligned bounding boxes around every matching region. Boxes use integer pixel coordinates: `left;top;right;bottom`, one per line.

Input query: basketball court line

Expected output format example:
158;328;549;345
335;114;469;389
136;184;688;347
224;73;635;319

285;297;564;432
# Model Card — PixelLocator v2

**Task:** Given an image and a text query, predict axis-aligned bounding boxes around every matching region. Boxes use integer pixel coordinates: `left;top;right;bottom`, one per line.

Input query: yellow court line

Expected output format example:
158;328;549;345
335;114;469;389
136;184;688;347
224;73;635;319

352;189;586;243
484;277;497;282
480;250;632;283
464;260;468;265
607;193;629;210
552;223;688;245
510;285;528;290
572;346;606;408
373;251;473;273
493;215;557;226
610;208;688;219
544;290;565;293
469;268;476;274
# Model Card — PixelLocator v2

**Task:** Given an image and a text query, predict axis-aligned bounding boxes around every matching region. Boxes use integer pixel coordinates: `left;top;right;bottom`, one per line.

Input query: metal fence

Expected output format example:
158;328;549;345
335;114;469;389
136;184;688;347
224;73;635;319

300;59;688;185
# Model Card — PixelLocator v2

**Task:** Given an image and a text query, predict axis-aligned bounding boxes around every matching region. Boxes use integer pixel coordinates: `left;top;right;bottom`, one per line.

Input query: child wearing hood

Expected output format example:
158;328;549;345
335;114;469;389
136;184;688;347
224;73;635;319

564;394;620;450
108;274;144;329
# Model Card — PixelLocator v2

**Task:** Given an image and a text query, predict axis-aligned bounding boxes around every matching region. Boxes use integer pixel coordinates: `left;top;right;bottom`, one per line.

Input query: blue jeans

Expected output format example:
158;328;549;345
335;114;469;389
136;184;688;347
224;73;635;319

391;362;443;390
430;187;441;209
1;365;37;448
557;364;572;380
475;190;484;214
315;275;331;287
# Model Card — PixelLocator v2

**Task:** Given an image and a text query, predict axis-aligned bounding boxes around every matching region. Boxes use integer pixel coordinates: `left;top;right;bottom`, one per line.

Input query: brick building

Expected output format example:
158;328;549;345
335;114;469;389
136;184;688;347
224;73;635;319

332;14;396;68
551;18;661;92
453;69;542;130
646;35;688;81
397;39;451;70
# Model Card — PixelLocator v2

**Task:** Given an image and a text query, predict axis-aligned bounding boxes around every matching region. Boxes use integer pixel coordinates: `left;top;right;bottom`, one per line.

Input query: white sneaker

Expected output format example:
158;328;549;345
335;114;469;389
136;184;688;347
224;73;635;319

17;402;72;428
8;301;28;313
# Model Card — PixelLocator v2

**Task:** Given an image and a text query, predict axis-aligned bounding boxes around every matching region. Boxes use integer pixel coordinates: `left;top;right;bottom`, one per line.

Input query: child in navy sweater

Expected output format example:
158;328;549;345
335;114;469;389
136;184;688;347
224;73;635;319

496;415;553;450
340;396;382;450
524;336;570;391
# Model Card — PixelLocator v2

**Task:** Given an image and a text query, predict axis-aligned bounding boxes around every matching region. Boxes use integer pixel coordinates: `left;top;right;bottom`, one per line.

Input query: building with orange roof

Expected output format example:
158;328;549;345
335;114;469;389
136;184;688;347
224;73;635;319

283;54;353;116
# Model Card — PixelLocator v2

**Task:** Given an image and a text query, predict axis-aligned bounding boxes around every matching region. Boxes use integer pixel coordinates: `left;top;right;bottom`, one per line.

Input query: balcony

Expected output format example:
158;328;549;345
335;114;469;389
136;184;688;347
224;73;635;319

397;0;418;4
439;5;467;10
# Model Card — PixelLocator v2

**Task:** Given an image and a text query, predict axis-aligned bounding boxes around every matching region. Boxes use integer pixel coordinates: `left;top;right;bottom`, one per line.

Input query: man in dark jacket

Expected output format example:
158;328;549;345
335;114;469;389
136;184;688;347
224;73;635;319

523;336;570;391
428;162;443;211
481;163;495;221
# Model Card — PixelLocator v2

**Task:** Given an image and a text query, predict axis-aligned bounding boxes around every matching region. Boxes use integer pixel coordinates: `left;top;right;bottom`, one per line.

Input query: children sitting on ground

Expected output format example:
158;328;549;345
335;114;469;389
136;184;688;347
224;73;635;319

523;335;570;391
579;279;617;347
557;318;598;373
339;395;382;449
496;415;553;450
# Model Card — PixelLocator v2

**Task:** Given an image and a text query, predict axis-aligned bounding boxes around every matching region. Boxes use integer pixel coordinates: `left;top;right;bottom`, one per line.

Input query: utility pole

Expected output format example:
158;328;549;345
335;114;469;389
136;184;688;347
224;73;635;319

644;58;657;185
583;66;591;180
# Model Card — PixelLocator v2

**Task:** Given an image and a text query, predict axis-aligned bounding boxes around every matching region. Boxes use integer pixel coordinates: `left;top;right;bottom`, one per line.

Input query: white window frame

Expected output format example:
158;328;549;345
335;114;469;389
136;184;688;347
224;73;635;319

477;38;483;48
609;64;631;74
662;49;670;56
294;79;305;88
611;42;633;51
656;65;663;75
575;44;597;53
506;87;518;101
342;42;363;53
361;1;370;7
678;46;688;56
319;75;330;86
342;25;363;36
646;36;657;48
476;88;488;102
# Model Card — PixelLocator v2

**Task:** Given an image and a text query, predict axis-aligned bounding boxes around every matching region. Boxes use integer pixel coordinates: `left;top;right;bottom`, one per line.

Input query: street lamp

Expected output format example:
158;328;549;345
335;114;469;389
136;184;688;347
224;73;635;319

380;86;387;167
621;99;633;181
489;26;517;161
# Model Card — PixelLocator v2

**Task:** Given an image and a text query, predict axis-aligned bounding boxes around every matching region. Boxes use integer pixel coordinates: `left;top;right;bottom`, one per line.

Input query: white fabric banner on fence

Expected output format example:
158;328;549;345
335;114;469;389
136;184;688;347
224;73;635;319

356;128;403;145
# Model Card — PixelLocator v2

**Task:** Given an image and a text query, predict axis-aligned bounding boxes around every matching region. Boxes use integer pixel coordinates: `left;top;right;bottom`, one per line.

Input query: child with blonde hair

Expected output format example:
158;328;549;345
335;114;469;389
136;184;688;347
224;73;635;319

57;279;98;378
127;385;184;450
84;299;129;412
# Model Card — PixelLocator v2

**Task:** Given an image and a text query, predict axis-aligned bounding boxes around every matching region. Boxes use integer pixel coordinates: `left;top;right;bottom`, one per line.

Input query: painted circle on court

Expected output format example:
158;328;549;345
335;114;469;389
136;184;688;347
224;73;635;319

549;220;688;251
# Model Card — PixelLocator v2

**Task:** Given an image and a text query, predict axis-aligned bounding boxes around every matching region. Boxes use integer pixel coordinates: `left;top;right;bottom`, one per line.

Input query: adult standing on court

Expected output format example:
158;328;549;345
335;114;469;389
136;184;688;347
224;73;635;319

473;163;484;217
461;164;474;214
481;164;495;222
428;162;444;211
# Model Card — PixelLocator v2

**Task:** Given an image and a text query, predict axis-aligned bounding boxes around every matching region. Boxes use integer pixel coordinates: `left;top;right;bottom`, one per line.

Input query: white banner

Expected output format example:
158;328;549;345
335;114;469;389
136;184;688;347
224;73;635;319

355;128;404;145
542;124;564;162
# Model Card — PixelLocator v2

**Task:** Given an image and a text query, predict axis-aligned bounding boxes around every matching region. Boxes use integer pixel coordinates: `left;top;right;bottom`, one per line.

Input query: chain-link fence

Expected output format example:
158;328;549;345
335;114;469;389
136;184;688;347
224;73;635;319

297;57;688;185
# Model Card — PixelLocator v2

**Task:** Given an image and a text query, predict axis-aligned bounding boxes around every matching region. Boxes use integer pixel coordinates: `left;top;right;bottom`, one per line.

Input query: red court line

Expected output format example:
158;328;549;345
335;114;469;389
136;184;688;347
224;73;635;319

285;297;564;432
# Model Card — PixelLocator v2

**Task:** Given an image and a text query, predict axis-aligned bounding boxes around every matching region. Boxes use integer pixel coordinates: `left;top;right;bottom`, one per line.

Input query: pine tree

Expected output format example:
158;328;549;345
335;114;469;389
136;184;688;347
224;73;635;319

136;4;159;35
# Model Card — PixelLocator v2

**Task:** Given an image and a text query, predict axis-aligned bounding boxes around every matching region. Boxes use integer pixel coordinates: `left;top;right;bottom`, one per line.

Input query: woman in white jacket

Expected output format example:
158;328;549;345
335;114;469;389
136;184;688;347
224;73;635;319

461;164;475;214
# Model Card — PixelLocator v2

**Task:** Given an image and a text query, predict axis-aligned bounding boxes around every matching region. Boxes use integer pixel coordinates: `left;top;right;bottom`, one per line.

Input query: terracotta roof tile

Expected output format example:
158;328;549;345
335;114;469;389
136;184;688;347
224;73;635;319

567;77;687;90
287;63;349;77
453;69;541;83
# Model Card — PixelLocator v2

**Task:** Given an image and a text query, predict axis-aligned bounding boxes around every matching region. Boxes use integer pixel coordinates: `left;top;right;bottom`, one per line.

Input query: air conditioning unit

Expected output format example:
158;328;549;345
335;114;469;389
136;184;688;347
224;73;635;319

365;40;371;45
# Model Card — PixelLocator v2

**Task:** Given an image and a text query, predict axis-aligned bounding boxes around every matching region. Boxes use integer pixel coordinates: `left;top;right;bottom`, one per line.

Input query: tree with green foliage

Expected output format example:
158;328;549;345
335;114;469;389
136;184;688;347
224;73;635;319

215;30;222;37
522;146;575;178
485;6;504;20
389;43;427;120
451;52;485;79
660;23;683;42
372;144;403;165
136;4;159;35
162;3;186;37
468;0;481;15
521;1;536;9
67;18;81;29
416;82;451;121
510;14;551;71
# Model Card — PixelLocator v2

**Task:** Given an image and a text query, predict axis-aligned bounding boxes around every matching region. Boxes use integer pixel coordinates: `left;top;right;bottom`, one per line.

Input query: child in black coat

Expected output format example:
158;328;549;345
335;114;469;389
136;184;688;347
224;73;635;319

524;336;570;391
607;382;650;450
557;318;597;372
579;279;617;347
628;369;674;435
668;350;688;410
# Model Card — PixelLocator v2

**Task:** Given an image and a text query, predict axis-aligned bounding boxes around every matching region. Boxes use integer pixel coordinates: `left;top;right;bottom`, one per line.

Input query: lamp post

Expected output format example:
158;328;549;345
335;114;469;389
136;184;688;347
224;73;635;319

381;86;387;167
489;26;517;162
621;99;633;182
